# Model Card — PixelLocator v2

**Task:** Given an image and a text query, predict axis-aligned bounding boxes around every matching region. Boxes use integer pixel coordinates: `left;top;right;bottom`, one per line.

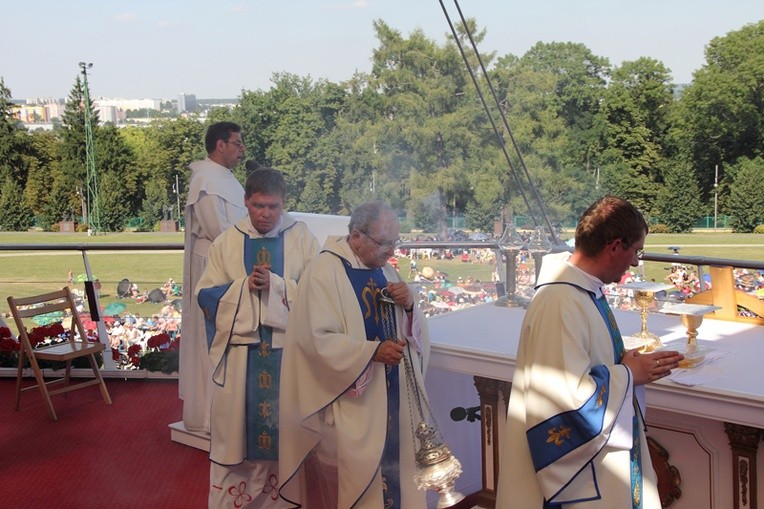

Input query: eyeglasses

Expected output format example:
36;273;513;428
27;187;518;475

360;230;402;250
225;139;245;148
615;239;644;260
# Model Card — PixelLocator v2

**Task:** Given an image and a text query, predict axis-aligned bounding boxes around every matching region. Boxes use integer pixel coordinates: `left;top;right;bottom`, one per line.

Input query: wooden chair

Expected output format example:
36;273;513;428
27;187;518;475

7;287;112;421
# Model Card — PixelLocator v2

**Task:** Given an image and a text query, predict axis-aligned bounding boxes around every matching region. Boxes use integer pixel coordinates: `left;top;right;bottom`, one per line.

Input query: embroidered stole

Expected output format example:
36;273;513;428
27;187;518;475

592;294;643;509
340;257;402;509
244;234;284;461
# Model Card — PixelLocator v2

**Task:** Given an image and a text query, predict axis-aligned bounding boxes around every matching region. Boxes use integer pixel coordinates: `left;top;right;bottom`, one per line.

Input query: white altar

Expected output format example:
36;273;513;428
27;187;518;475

425;303;764;508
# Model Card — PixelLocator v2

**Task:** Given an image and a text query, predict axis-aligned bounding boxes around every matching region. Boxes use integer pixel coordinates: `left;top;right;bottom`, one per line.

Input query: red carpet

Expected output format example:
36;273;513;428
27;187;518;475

0;378;208;508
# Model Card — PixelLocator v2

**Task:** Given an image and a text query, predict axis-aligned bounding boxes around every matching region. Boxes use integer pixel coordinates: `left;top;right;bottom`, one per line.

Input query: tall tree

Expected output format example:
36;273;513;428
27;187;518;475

727;156;764;232
656;165;703;232
0;177;34;231
675;20;764;206
0;78;31;188
54;75;100;224
95;124;137;231
491;42;609;225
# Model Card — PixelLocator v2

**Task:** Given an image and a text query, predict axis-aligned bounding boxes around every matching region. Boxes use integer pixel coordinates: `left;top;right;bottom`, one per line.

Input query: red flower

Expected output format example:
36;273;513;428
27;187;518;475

46;322;66;337
147;333;171;350
130;356;141;367
127;344;142;357
0;337;20;352
0;327;12;339
111;348;121;361
167;339;180;352
27;329;45;347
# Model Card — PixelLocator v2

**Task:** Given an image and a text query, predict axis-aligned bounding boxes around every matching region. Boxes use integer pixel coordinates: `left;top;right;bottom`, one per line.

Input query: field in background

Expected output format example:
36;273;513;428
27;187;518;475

1;231;762;318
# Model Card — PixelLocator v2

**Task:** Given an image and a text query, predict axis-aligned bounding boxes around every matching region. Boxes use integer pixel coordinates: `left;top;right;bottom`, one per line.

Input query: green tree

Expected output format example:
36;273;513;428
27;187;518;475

675;20;764;205
599;58;675;215
727;157;764;232
52;75;100;224
95;124;137;231
656;165;703;232
0;78;34;196
236;73;346;212
0;177;34;230
491;42;609;225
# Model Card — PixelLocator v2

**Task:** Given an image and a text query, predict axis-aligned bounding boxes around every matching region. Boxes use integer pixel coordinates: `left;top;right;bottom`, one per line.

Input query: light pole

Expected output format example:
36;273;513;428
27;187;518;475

714;164;718;231
174;174;181;222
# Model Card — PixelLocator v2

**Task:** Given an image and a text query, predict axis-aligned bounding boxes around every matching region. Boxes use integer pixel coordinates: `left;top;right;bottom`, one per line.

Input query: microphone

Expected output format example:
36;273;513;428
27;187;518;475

450;406;481;422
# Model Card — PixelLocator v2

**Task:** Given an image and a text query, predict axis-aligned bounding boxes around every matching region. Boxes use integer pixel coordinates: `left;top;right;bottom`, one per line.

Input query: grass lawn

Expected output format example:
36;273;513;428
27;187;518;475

0;232;184;320
1;230;762;319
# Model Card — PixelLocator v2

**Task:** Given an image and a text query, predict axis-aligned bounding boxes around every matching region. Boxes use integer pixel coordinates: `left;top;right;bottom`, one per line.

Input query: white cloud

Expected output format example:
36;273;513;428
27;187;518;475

114;12;138;23
157;21;170;28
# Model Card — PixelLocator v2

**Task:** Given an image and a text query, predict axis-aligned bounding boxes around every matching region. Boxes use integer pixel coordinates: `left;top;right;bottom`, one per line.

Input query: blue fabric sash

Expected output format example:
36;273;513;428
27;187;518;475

591;293;643;509
198;282;233;349
339;256;401;509
243;234;284;462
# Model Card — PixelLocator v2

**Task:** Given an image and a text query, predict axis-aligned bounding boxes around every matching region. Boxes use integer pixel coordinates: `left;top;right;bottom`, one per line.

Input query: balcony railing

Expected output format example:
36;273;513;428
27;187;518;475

1;240;762;378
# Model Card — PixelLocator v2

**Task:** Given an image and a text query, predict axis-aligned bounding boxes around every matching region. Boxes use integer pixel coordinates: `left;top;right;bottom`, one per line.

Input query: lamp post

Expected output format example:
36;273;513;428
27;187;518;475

714;164;718;231
174;174;181;223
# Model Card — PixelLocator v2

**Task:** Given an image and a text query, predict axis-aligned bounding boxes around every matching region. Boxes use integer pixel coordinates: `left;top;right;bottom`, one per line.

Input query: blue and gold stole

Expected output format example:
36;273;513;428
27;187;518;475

528;284;642;509
591;293;643;509
243;233;284;462
338;256;402;509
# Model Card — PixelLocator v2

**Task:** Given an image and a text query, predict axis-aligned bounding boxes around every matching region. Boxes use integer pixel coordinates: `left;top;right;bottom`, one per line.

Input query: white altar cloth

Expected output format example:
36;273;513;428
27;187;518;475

428;303;764;428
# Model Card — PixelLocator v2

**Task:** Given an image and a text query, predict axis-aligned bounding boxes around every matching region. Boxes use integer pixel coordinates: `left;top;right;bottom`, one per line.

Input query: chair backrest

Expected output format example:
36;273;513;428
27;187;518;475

8;287;89;346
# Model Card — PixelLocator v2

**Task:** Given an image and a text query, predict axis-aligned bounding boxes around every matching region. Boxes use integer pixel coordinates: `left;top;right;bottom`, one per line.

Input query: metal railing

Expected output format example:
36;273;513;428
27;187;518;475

2;240;762;378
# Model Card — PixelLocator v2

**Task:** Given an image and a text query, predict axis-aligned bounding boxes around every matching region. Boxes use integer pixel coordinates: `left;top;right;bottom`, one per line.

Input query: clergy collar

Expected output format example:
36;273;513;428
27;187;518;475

246;215;283;238
566;259;607;298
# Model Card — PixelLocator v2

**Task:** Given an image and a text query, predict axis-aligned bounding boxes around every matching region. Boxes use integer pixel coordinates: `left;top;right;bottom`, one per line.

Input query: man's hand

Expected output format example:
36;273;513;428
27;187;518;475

374;339;406;365
249;264;271;292
386;281;414;312
621;349;684;386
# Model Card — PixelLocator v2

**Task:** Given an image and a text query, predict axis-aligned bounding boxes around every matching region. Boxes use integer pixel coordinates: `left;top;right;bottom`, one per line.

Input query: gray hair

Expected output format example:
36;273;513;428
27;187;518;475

348;201;397;233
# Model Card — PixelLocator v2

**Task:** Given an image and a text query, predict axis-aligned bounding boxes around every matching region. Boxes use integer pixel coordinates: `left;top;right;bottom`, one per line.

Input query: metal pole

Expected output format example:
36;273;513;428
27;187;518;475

714;164;718;231
175;174;181;221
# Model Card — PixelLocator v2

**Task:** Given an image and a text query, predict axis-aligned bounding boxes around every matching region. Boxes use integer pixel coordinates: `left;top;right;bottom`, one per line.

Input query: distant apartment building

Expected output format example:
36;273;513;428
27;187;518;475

178;93;196;113
95;104;126;124
45;102;66;121
12;104;47;123
95;97;161;112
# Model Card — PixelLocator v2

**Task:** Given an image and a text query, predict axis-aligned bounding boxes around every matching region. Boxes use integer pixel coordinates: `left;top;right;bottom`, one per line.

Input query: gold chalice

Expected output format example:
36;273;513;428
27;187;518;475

620;282;676;352
659;303;720;368
676;313;709;368
632;290;663;351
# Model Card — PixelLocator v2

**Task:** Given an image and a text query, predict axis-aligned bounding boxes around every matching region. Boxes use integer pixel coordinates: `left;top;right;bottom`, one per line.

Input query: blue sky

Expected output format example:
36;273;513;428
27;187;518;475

3;0;763;100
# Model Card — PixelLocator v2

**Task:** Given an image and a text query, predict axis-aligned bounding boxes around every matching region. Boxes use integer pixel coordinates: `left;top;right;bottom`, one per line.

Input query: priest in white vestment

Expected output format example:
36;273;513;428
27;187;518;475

181;121;248;434
197;167;319;508
496;196;684;509
279;201;430;509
